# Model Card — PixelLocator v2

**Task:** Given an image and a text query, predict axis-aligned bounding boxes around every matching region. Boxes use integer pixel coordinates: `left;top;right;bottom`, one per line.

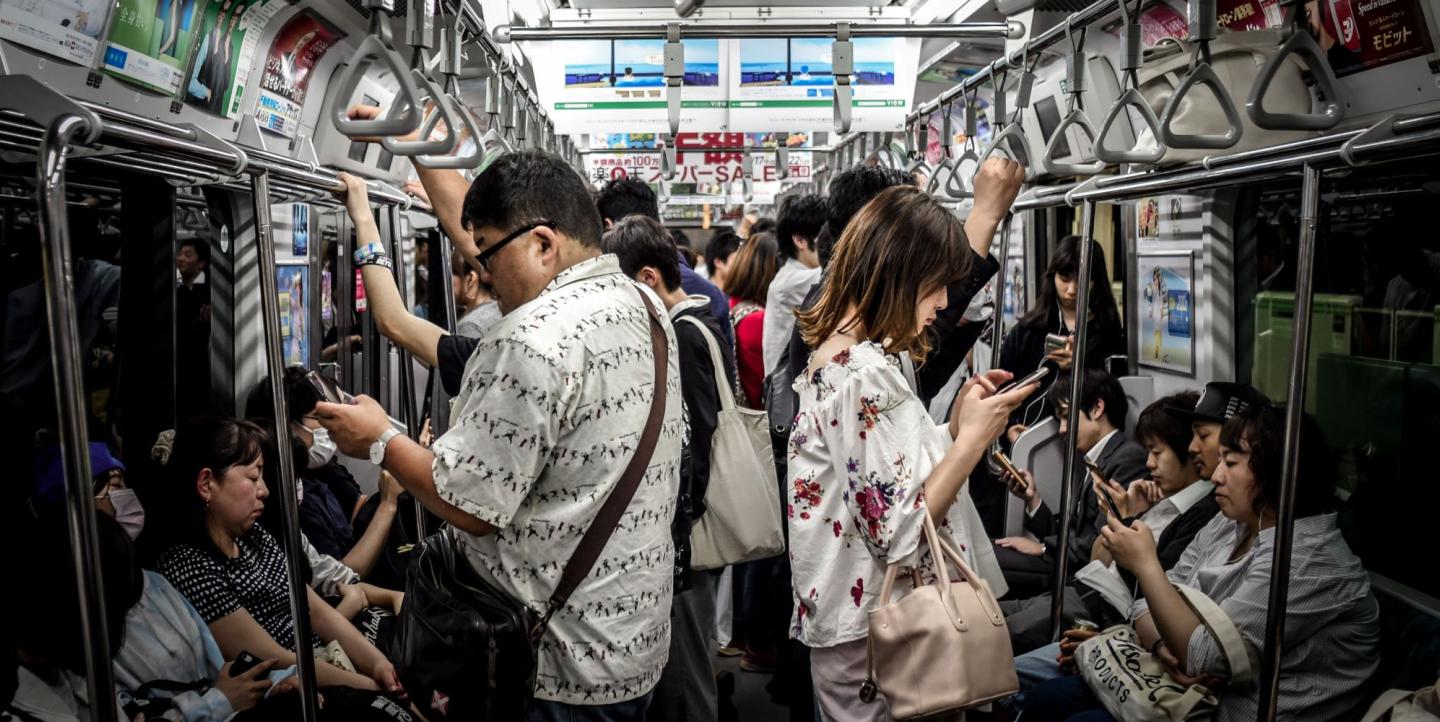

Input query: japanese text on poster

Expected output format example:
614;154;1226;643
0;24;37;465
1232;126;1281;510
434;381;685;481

255;11;342;138
103;0;204;94
0;0;113;66
183;0;282;118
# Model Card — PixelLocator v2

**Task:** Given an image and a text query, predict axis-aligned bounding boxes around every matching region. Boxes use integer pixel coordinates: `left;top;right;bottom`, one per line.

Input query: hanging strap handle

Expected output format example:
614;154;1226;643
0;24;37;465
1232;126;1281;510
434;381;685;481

332;0;425;138
1246;0;1346;130
534;287;670;637
1096;0;1168;163
1042;21;1105;176
1158;0;1244;149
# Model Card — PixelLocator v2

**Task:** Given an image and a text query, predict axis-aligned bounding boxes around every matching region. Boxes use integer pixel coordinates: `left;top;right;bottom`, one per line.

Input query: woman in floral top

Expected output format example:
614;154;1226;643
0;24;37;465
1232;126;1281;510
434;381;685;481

790;186;1038;721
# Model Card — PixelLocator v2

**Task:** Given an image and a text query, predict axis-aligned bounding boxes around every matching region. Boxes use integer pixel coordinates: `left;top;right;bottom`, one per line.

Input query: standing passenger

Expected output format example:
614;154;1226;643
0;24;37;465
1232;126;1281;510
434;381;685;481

763;194;825;377
788;186;1037;720
319;135;684;719
725;233;779;410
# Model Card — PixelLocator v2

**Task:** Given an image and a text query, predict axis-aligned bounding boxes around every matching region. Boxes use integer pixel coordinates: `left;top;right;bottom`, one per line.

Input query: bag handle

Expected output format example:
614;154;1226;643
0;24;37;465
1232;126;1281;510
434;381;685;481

535;286;669;637
677;315;736;413
1174;583;1259;687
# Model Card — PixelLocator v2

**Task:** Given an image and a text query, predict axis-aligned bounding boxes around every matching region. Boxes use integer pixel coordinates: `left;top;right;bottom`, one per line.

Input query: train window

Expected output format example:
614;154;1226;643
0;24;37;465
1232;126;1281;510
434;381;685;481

1242;178;1440;598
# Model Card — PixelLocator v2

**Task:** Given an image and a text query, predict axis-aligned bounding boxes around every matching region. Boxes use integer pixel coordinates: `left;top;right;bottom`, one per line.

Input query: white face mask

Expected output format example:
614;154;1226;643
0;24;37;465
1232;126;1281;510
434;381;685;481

108;488;146;541
307;427;338;469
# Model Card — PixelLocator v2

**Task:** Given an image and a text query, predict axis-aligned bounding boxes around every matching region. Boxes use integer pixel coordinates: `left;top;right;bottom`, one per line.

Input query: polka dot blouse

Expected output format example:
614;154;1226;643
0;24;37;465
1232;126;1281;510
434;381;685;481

159;524;320;650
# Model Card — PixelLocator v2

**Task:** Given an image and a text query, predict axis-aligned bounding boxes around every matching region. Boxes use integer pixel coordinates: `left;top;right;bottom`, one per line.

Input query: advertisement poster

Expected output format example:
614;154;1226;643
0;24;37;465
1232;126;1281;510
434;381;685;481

1314;0;1435;76
291;204;309;256
1001;255;1027;332
1137;197;1160;240
183;0;282;118
925;98;993;165
276;263;308;367
0;0;113;65
1138;251;1196;375
255;11;342;138
728;37;920;132
585;132;813;203
102;0;203;94
1138;0;1281;46
540;38;728;134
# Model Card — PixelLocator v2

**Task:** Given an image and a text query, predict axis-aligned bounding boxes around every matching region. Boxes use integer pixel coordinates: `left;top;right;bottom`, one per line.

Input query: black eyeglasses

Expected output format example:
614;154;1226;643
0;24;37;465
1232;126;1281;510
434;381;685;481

474;221;554;272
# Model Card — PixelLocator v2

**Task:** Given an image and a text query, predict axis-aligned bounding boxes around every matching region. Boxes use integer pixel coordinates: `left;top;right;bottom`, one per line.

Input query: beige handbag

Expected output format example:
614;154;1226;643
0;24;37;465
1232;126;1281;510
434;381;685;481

677;316;785;571
1137;29;1315;165
863;513;1018;719
1076;584;1258;722
1362;682;1440;722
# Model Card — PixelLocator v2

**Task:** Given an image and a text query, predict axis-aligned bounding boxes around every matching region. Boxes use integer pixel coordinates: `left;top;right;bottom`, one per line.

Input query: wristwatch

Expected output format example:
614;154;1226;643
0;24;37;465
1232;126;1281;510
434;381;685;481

369;428;401;465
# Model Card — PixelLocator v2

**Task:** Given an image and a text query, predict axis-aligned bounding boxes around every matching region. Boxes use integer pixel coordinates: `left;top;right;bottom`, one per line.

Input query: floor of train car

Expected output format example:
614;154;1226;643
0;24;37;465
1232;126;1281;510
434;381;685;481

717;655;790;721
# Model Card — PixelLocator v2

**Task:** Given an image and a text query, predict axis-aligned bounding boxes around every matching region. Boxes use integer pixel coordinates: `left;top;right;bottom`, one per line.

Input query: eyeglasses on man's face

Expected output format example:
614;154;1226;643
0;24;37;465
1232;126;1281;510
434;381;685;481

474;221;555;273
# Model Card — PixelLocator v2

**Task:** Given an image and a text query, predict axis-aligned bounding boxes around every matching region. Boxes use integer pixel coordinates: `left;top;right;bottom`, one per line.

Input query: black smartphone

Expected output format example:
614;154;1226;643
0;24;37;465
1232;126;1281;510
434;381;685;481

996;365;1051;395
305;370;354;406
230;651;261;677
1092;469;1125;519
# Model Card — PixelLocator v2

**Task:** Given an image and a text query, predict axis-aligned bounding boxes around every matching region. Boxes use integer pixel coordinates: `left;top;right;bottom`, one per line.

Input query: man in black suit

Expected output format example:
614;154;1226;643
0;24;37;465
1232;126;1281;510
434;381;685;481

995;369;1151;600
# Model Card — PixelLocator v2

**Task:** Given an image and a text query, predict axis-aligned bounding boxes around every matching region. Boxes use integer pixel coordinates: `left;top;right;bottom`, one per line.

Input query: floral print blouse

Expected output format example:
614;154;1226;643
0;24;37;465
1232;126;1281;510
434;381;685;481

787;341;1007;648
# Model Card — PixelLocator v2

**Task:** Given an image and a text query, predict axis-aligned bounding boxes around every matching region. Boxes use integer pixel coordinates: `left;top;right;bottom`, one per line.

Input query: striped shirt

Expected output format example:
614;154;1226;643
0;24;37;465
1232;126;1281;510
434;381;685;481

432;254;684;705
1132;512;1379;722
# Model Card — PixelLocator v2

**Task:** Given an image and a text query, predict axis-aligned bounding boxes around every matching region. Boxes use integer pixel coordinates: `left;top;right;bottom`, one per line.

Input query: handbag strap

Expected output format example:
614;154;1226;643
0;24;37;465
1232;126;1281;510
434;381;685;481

537;285;670;634
1174;583;1259;687
677;314;736;413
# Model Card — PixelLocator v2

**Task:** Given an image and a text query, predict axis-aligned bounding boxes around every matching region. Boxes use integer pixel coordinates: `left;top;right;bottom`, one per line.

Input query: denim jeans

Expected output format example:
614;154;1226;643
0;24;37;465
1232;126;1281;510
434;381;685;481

529;692;654;722
1016;676;1115;722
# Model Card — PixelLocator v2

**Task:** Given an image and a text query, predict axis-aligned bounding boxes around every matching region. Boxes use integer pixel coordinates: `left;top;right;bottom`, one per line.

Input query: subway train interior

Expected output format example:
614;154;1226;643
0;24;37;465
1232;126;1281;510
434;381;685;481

4;0;1440;718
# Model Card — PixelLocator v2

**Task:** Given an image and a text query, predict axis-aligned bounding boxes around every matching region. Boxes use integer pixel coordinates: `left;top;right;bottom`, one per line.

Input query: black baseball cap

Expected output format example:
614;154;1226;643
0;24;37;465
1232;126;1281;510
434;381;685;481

1167;382;1268;425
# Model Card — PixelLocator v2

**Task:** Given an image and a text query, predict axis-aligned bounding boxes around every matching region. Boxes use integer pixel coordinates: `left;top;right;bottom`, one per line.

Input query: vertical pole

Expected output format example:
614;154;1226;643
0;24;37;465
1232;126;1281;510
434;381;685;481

37;114;118;722
250;171;321;722
988;212;1016;370
337;210;355;391
1255;164;1322;722
1049;200;1096;642
431;229;457;435
386;207;426;541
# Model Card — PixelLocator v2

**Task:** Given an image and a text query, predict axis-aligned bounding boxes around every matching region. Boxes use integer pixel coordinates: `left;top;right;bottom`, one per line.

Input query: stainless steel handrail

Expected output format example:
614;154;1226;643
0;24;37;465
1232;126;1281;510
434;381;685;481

37;112;120;722
493;21;1024;41
250;170;321;722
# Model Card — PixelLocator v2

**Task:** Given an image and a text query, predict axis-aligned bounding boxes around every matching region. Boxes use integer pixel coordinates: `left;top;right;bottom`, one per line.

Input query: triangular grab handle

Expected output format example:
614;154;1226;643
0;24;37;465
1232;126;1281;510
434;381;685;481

1043;110;1105;176
1160;61;1243;150
414;95;485;170
332;36;425;138
1246;25;1345;131
1095;87;1166;164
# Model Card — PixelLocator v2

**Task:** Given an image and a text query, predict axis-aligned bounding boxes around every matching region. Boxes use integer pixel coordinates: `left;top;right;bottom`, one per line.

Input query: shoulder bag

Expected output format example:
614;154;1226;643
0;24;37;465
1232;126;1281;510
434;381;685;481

1076;584;1258;722
677;315;785;570
388;287;671;721
863;512;1018;719
1363;682;1440;722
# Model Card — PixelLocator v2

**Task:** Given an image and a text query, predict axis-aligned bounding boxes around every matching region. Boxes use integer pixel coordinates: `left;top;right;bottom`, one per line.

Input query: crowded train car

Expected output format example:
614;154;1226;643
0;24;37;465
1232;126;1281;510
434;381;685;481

4;0;1440;718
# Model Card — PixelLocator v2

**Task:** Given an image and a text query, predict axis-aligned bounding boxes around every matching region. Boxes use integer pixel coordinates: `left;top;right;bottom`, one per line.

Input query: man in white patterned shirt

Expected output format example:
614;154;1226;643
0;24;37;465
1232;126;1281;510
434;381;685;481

318;147;684;720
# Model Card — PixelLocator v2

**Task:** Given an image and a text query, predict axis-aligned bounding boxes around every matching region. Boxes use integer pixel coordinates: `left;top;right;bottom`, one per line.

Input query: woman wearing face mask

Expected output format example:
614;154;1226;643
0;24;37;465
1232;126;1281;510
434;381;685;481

998;235;1126;444
153;416;406;696
244;368;403;583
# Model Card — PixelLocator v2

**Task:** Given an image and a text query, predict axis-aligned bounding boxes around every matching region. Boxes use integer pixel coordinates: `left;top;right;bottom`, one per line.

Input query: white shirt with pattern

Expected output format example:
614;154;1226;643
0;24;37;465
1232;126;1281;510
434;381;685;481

787;341;1007;648
431;254;684;705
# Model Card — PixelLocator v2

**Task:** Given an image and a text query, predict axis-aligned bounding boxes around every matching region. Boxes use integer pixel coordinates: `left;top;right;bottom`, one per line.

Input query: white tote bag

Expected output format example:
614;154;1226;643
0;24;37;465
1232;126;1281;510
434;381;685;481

677;316;786;570
1077;584;1258;722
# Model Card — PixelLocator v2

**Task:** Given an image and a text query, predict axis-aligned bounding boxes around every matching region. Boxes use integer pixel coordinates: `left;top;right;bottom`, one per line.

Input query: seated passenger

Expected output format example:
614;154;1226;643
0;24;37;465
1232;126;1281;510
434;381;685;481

1022;403;1380;721
995;369;1150;599
152;416;404;694
600;214;736;722
787;185;1036;720
244;369;403;580
10;511;142;721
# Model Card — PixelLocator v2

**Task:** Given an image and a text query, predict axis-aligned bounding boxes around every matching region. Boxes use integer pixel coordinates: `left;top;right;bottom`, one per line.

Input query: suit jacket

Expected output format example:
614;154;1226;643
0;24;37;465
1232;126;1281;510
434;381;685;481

1025;432;1151;575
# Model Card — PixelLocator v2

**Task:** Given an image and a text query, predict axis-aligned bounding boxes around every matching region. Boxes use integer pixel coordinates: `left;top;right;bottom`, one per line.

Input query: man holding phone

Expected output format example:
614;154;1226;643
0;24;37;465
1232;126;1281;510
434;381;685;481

994;369;1150;602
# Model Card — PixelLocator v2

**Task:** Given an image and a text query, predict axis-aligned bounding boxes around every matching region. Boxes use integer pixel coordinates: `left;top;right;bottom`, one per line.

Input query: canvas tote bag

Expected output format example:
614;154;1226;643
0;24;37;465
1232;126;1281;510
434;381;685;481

1076;584;1258;722
677;315;786;570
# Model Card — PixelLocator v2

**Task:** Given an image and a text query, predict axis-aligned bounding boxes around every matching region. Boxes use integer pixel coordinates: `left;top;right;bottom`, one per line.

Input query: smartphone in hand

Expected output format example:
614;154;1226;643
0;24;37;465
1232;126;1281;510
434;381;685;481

230;651;262;677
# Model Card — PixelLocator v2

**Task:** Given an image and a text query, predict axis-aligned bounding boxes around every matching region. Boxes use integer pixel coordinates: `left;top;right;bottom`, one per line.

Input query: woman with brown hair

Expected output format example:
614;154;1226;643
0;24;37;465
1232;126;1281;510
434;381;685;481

788;186;1037;720
725;231;779;409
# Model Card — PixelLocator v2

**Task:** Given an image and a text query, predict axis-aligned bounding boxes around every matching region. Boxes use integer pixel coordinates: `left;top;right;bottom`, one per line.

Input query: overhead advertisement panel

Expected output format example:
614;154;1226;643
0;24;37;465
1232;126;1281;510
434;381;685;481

533;37;920;134
534;38;729;135
726;37;921;133
584;132;813;204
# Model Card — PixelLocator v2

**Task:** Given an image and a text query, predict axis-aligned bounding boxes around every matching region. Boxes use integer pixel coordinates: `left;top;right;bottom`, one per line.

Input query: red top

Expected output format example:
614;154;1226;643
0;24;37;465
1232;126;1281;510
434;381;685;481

729;297;766;409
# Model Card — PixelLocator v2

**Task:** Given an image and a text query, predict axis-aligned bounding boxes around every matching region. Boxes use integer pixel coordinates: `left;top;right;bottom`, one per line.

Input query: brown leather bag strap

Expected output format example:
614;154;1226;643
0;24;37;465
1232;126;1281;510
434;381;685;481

540;286;669;629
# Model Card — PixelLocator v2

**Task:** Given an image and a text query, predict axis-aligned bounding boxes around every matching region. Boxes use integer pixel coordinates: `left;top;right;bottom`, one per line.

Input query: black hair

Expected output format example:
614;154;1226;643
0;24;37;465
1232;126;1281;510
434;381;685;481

705;229;743;272
155;416;270;559
1135;391;1201;463
602;215;683;292
461;150;603;248
17;510;142;673
595;176;660;224
775;194;827;261
1020;235;1123;333
244;366;321;425
1220;403;1335;518
179;236;210;265
1048;368;1129;431
749;217;777;238
819;165;916;267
